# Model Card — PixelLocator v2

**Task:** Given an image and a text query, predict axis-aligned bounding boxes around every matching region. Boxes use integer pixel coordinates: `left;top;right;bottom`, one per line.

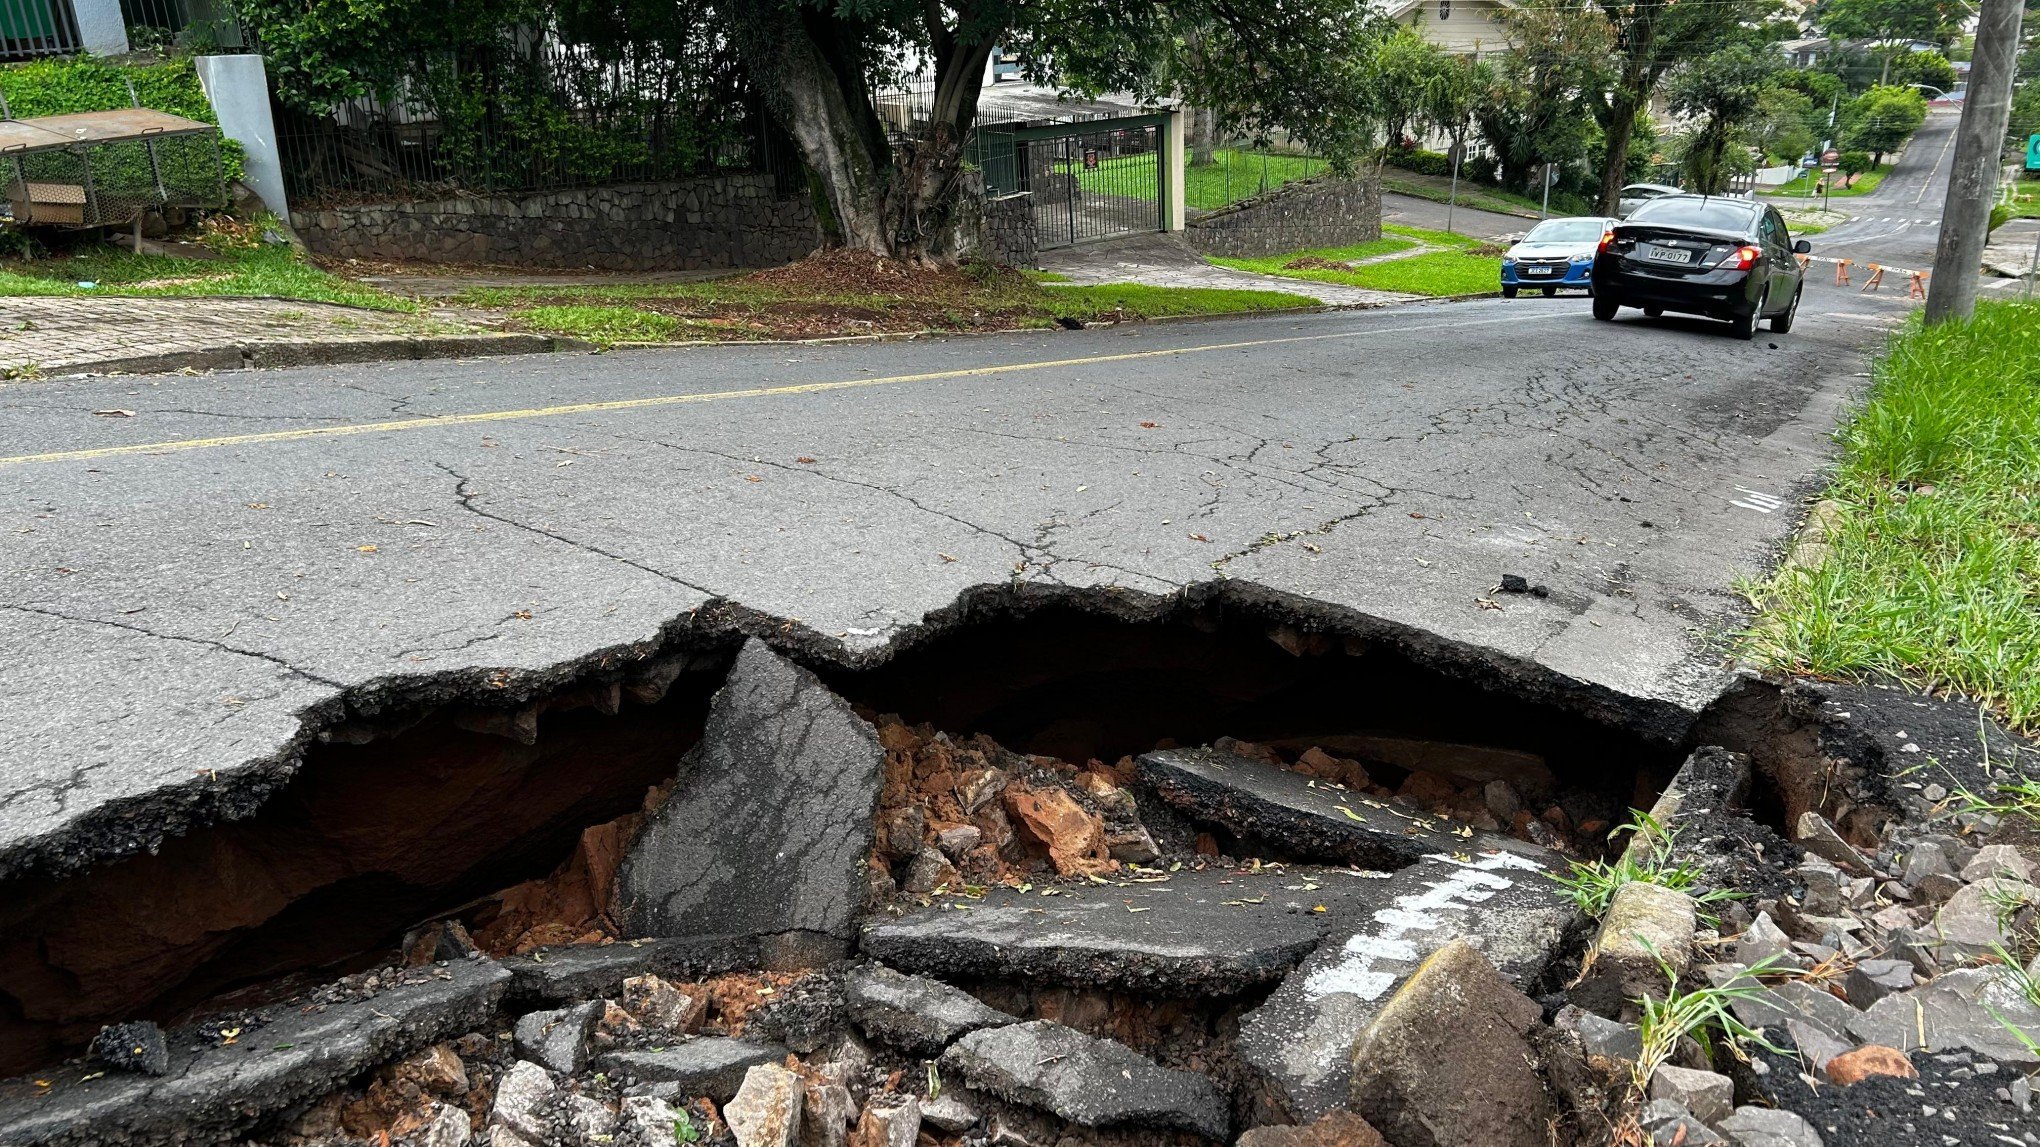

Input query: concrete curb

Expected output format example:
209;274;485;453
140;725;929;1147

55;333;587;378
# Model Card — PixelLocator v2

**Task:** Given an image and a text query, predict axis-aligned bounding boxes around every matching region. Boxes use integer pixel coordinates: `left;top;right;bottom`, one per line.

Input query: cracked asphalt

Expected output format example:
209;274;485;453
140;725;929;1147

0;285;1916;876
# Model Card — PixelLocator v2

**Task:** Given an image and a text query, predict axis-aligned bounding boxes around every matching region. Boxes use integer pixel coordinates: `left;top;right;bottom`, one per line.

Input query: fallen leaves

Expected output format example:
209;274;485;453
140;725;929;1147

744;474;763;483
91;409;135;418
937;553;958;563
355;544;378;553
1187;533;1211;543
1138;420;1160;428
796;456;817;464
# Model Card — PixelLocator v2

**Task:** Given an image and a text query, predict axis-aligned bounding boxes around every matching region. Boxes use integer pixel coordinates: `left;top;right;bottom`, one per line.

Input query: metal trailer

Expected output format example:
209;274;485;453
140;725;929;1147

0;107;227;236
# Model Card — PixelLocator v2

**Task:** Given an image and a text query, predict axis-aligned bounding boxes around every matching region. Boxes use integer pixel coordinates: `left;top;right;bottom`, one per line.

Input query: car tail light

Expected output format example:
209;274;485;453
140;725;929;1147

1597;229;1615;252
1720;245;1762;270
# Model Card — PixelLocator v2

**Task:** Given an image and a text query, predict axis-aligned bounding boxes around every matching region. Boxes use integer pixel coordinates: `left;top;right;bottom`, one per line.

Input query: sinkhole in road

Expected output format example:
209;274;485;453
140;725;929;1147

0;590;1698;1077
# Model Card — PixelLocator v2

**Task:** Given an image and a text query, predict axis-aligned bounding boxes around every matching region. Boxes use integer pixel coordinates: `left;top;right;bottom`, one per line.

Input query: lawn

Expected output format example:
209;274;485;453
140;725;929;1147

1378;171;1567;219
1069;148;1324;211
1207;236;1419;279
1765;163;1892;199
0;242;414;311
1741;302;2040;731
479;253;1317;345
1205;225;1499;297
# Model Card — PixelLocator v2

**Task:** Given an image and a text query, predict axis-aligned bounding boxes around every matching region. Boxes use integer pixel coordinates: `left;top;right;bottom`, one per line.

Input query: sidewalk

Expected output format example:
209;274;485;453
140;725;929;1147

0;296;567;378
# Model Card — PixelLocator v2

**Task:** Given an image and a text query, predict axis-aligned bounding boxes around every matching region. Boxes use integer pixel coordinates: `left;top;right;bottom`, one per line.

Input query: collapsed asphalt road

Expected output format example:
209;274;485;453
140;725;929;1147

1;293;1893;883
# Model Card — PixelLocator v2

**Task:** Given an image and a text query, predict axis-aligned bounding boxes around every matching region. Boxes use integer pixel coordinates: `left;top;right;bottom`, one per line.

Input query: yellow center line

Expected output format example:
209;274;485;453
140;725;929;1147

1;311;1552;468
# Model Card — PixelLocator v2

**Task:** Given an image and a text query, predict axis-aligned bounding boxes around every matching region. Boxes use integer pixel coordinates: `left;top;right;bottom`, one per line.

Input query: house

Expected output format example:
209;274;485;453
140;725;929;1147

1379;0;1518;57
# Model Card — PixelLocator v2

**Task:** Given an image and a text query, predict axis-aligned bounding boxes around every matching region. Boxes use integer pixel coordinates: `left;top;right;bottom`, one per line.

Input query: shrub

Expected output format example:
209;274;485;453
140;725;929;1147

0;56;243;185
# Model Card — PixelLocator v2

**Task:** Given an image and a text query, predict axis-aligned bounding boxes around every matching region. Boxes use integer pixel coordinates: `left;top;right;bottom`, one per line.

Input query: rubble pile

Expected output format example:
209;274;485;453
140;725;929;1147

4;643;2040;1147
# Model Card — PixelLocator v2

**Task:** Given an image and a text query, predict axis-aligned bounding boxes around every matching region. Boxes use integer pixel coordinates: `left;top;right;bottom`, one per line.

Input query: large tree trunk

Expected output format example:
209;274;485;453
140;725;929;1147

1597;82;1646;213
731;4;994;263
1192;107;1217;166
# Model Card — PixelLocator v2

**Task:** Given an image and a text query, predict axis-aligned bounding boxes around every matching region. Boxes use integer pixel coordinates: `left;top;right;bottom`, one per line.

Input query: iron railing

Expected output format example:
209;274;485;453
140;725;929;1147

272;32;801;206
0;0;82;61
118;0;249;51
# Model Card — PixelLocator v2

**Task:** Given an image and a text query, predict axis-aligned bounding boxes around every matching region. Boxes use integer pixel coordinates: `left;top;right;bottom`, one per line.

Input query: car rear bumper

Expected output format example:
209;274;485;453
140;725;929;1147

1592;259;1759;317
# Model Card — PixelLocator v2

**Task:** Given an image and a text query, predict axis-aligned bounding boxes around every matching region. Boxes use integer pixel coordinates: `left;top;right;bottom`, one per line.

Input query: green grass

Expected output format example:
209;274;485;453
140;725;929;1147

1069;148;1324;211
0;243;414;311
1334;250;1501;296
1766;163;1893;199
463;270;1314;343
1634;957;1789;1092
1379;171;1564;219
518;305;687;344
1742;302;2040;731
1207;236;1418;278
1548;812;1744;922
1043;283;1315;318
1382;223;1484;250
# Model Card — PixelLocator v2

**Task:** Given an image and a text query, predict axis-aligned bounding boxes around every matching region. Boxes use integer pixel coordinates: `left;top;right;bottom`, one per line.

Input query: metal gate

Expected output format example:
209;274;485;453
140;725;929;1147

1005;113;1168;250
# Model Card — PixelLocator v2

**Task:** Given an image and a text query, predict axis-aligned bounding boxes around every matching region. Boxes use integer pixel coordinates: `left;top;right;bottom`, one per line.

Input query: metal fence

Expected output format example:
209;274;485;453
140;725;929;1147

118;0;250;51
0;0;82;61
1185;141;1323;212
273;32;799;206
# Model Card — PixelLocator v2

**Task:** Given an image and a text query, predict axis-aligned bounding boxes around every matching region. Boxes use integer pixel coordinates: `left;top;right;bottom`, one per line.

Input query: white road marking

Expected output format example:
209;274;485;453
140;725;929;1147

1731;486;1785;513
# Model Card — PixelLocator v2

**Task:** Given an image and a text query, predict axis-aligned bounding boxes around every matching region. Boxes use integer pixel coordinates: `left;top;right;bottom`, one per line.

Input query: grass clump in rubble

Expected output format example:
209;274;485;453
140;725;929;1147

460;250;1312;345
1549;811;1742;920
0;238;415;311
1633;954;1789;1091
1741;302;2040;732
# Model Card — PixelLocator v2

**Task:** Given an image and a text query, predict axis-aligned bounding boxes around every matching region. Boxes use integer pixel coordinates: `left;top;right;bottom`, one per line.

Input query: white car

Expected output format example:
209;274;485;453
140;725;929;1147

1501;216;1619;297
1617;183;1685;218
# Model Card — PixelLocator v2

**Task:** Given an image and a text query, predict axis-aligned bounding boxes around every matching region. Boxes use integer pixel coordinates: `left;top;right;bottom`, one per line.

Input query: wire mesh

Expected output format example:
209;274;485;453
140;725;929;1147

6;132;224;227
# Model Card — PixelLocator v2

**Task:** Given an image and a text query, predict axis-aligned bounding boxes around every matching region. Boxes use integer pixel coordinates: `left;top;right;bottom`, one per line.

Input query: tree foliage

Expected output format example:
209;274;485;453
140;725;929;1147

1582;0;1771;210
1476;3;1611;192
1886;48;1959;91
1670;45;1781;192
1841;82;1928;162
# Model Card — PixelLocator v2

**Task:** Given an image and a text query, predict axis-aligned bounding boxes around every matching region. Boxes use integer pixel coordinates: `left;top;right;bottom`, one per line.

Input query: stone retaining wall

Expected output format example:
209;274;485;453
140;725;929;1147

291;174;821;272
983;193;1039;267
1184;176;1381;259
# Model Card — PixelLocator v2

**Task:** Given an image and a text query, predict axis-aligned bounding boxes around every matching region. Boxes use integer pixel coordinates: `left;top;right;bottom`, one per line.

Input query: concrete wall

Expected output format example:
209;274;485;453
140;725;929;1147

70;0;128;55
194;55;287;218
1184;176;1381;259
291;175;820;271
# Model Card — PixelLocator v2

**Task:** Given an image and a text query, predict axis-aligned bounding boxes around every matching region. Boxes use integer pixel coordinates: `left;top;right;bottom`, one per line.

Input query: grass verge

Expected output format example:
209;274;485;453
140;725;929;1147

1741;301;2040;730
470;253;1316;345
0;242;415;312
1207;236;1418;278
1204;225;1498;297
1766;163;1892;199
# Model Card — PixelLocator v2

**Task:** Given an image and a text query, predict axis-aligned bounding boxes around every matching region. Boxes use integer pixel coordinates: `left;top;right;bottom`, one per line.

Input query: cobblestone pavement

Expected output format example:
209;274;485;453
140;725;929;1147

1036;233;1417;307
0;296;450;376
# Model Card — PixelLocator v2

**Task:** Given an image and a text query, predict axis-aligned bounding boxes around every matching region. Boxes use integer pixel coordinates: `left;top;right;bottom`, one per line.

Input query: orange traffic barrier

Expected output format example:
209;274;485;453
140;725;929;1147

1796;253;1811;272
1833;258;1852;286
1860;263;1885;292
1908;270;1929;299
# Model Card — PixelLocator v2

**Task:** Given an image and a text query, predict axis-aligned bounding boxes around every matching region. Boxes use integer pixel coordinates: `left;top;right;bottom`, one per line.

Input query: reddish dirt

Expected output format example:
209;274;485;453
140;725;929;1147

471;780;672;956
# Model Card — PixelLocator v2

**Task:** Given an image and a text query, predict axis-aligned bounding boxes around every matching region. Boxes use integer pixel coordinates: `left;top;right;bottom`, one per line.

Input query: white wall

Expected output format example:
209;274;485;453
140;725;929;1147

195;55;288;218
71;0;130;55
1402;0;1510;56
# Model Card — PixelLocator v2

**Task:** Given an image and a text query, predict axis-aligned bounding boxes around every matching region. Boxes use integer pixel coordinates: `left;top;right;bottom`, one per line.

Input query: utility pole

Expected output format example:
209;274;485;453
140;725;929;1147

1925;0;2024;324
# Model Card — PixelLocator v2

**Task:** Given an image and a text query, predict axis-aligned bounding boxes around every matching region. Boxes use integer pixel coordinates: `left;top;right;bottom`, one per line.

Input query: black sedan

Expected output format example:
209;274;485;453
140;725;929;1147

1590;195;1811;339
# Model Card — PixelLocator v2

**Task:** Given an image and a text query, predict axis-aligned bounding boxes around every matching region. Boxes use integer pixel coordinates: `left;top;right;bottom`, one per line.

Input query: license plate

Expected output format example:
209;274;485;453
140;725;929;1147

1525;266;1553;276
1643;245;1694;265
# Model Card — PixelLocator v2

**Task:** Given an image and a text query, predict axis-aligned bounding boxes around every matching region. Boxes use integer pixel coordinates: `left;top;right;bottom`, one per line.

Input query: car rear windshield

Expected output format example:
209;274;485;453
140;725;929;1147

1525;219;1605;243
1627;198;1756;231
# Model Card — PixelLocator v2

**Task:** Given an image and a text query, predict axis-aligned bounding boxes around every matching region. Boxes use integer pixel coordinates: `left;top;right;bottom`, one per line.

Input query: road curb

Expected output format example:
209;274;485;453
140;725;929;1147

55;333;588;379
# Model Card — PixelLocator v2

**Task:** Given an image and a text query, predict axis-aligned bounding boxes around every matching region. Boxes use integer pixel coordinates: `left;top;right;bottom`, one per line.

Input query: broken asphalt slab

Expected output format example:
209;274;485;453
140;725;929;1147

0;958;510;1147
611;638;884;961
0;301;1869;885
861;865;1377;997
841;963;1016;1055
1137;746;1502;866
596;1037;790;1104
1235;847;1578;1122
940;1020;1231;1141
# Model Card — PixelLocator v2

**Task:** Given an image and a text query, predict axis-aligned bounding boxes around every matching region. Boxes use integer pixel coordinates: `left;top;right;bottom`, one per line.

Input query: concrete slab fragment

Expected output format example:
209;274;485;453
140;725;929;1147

0;958;510;1147
842;963;1015;1054
861;867;1362;996
501;935;759;1004
1236;847;1576;1122
597;1038;791;1104
613;639;884;953
939;1020;1229;1141
1136;748;1479;868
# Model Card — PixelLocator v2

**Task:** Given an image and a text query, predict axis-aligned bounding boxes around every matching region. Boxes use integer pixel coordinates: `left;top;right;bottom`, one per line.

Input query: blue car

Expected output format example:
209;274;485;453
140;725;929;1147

1501;216;1619;297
